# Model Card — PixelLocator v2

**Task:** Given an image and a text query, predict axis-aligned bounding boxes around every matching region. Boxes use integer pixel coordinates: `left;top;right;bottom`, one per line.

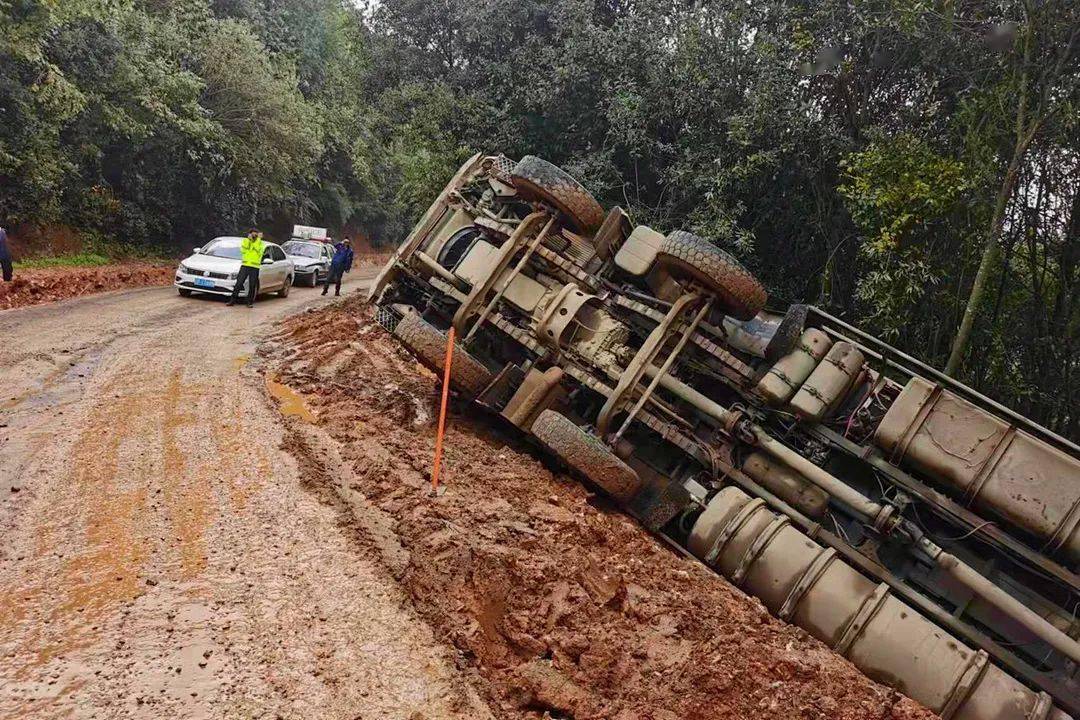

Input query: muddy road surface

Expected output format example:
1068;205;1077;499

0;273;494;719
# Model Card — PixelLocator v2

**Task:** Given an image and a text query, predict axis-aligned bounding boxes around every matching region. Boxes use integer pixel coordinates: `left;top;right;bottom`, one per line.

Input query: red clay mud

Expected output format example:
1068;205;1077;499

0;263;175;310
263;298;938;720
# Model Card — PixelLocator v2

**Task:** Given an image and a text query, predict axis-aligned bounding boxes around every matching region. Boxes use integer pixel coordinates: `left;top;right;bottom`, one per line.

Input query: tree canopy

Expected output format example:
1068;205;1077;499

1;0;1077;436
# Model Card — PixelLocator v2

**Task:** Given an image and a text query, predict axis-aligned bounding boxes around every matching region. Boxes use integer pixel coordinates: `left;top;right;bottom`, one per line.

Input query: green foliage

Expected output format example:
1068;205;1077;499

840;135;973;338
13;253;112;269
199;18;321;204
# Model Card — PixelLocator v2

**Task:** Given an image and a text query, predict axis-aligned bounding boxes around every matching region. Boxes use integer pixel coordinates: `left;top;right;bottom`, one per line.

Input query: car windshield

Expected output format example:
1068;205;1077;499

202;239;243;259
283;242;321;259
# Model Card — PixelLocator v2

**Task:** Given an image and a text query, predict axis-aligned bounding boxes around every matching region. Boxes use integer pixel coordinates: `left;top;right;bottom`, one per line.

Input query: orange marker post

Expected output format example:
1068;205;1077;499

430;326;455;493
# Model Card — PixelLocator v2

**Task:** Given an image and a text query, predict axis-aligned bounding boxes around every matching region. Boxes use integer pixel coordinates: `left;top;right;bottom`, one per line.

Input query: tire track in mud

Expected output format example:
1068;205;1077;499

1;378;156;678
265;298;939;720
161;368;215;579
0;359;246;716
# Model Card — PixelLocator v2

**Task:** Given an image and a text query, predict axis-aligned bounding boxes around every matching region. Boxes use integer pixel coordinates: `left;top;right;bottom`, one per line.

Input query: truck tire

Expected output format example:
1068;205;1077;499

656;230;766;320
393;312;493;399
531;409;641;502
511;156;605;234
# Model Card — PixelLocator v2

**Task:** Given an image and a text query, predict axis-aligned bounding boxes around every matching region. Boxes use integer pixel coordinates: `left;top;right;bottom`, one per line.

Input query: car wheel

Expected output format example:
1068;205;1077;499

531;409;641;502
511;155;605;234
656;230;767;320
278;275;291;298
178;288;192;297
392;312;493;399
308;273;319;288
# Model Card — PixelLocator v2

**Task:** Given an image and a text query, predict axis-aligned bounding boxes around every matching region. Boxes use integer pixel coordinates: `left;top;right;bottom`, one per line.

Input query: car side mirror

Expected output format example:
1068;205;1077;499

193;247;202;254
262;256;274;265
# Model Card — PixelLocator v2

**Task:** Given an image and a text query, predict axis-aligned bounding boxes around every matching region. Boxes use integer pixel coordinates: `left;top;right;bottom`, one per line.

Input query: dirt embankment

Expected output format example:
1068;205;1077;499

0;263;175;310
261;298;937;720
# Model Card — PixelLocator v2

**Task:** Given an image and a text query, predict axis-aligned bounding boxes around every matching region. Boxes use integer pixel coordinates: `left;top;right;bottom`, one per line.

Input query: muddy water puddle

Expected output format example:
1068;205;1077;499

265;375;317;423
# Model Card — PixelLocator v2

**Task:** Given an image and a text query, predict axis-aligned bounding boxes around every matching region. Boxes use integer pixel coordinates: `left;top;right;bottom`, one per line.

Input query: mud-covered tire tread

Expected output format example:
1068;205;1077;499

531;410;641;501
511;155;605;234
393;312;493;398
657;230;766;320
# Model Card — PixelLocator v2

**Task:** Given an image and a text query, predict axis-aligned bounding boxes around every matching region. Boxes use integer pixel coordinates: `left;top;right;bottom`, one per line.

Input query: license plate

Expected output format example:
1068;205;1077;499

194;278;216;288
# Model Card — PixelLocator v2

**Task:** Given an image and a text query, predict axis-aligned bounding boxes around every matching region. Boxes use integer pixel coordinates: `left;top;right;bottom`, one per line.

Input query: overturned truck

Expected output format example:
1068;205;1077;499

368;153;1080;719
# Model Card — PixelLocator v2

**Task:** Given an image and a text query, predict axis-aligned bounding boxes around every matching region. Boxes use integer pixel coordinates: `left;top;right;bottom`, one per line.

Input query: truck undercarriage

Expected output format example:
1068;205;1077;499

368;153;1080;719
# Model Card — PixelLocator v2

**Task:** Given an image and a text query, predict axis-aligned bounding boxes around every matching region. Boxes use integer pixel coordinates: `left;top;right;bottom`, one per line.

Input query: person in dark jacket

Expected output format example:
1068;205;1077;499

322;237;354;296
0;225;12;282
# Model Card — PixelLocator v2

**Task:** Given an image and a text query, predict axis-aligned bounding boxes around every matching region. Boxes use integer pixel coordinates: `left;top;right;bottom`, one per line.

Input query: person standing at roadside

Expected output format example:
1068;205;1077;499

227;229;265;307
321;237;354;297
0;225;12;282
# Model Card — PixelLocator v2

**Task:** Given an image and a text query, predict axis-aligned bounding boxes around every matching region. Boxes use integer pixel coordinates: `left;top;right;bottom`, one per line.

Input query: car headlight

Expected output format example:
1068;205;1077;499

179;264;191;274
228;273;238;280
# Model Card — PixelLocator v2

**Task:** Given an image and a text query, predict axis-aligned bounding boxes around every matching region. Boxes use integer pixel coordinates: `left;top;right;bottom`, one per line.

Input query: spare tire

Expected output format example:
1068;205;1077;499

531;410;641;502
393;312;494;399
656;231;766;320
511;156;605;234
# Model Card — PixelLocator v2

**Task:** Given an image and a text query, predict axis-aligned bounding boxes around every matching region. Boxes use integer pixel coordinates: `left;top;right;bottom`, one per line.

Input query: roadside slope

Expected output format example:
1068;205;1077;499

263;298;937;720
0;262;175;310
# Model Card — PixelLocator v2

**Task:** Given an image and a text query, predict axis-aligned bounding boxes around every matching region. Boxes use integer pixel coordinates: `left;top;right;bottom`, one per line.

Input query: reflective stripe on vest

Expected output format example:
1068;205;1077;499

241;236;265;268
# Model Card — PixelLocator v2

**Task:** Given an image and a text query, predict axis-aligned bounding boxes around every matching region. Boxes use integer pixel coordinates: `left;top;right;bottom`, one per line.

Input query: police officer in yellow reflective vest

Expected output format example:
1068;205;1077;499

227;229;265;307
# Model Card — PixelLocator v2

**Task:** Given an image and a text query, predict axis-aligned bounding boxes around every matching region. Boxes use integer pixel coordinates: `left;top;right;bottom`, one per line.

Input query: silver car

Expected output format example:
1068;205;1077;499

175;236;295;298
282;240;333;287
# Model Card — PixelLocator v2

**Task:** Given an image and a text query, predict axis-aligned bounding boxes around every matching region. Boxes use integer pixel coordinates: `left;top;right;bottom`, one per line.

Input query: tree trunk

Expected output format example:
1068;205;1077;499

944;15;1039;377
944;151;1025;376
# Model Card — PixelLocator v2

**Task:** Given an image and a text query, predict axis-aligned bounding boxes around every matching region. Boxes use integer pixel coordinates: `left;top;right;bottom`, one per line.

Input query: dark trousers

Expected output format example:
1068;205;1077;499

322;266;344;295
230;265;260;305
1;258;11;282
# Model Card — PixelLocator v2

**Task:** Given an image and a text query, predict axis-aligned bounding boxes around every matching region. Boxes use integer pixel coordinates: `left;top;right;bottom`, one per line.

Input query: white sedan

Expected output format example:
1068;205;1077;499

175;236;295;299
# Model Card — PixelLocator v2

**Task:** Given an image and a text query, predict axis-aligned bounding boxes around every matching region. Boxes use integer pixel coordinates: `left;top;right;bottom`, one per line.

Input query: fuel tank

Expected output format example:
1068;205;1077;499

875;377;1080;563
688;487;1070;720
755;328;833;405
789;341;864;421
